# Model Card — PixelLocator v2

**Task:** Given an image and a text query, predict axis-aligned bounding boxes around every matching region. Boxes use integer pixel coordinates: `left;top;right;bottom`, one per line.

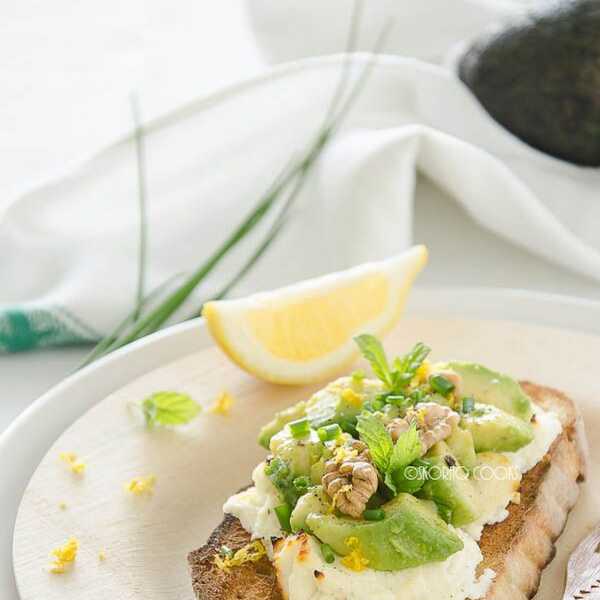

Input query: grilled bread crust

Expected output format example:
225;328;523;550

188;382;586;600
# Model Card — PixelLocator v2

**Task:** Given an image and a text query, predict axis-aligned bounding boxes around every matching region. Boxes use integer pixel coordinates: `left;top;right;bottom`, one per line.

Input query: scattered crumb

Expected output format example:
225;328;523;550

49;538;79;574
125;474;156;495
58;501;68;510
98;550;107;562
210;391;234;416
59;452;86;475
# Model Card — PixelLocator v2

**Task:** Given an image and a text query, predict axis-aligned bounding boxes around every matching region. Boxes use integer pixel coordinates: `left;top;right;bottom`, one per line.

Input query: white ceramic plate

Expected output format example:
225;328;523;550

4;287;600;599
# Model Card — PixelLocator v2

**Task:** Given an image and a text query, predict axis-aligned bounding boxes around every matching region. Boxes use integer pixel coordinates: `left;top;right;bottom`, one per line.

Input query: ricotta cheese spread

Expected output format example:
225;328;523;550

223;462;283;540
462;403;561;540
273;530;495;600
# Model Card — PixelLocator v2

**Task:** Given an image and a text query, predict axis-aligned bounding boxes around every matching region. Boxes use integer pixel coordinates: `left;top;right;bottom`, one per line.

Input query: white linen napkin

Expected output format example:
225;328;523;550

2;4;600;352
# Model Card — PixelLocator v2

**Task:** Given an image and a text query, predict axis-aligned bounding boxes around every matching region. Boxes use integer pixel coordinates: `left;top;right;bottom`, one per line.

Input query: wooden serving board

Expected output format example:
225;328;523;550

13;317;600;600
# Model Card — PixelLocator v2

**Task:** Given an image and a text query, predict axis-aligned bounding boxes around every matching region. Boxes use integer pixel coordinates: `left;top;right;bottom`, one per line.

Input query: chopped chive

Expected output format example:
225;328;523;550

274;503;292;532
461;397;475;413
288;417;311;439
362;508;385;521
320;543;336;564
430;375;455;396
317;423;342;442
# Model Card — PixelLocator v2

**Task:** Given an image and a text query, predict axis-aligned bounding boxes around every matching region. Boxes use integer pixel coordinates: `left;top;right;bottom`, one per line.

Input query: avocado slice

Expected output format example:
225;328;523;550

444;362;533;422
306;493;463;571
269;429;325;478
460;403;534;453
459;0;600;166
419;441;480;527
290;487;329;533
259;400;307;449
445;427;477;472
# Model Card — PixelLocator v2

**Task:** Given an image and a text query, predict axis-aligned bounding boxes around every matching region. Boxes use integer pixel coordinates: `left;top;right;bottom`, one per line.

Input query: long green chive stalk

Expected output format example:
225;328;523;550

80;4;390;368
130;93;149;321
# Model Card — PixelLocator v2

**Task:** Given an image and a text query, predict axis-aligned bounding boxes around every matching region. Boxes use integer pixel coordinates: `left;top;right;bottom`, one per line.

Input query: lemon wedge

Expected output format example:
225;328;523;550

203;245;428;384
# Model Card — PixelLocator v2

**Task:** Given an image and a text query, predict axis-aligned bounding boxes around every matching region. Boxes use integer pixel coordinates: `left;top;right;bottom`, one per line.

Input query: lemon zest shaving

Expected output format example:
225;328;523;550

210;391;234;416
214;540;266;573
58;501;67;510
59;452;86;475
98;550;107;561
333;446;358;464
49;537;79;574
412;361;431;386
341;536;369;572
341;388;363;408
125;474;156;495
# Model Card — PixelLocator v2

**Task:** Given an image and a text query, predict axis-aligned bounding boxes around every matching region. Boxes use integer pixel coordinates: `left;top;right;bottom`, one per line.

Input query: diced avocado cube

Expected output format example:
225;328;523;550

258;400;307;449
444;362;533;421
306;493;464;571
269;429;325;478
419;442;480;527
445;428;477;472
460;403;534;453
290;487;329;533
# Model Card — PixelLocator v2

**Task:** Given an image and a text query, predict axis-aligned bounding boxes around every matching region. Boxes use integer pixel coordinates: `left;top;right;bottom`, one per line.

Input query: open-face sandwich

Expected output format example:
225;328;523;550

189;335;586;600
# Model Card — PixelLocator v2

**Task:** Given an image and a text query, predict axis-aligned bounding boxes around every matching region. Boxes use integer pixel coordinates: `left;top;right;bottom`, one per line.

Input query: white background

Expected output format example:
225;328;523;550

2;1;599;433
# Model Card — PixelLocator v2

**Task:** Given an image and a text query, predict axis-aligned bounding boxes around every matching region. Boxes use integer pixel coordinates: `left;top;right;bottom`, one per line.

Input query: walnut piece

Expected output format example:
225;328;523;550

322;440;378;519
387;402;460;454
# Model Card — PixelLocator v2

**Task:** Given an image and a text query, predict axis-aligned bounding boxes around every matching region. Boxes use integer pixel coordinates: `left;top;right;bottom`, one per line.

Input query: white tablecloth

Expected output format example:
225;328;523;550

2;1;600;433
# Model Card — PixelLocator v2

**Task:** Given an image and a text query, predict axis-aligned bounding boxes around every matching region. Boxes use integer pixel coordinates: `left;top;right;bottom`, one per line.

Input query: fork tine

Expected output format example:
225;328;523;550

563;524;600;600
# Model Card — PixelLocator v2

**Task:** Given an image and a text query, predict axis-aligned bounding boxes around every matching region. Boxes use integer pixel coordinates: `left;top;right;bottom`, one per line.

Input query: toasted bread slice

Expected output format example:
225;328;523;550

188;382;586;600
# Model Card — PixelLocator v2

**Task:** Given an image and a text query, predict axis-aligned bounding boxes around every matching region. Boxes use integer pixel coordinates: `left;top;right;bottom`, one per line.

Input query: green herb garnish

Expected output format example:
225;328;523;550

289;417;311;439
354;335;430;394
141;391;201;427
384;423;422;493
317;423;342;442
356;412;422;494
363;508;385;521
265;457;304;507
461;397;475;413
274;503;292;532
430;375;455;396
320;543;336;564
392;458;431;494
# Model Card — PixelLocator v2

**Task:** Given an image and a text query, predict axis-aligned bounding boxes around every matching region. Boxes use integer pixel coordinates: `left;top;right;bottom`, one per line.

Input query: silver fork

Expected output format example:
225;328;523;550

563;524;600;599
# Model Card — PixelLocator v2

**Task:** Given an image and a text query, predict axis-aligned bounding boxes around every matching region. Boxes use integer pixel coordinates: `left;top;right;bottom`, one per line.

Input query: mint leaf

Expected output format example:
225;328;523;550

389;423;422;472
354;334;393;388
391;342;431;390
142;391;202;427
354;336;430;394
384;423;422;492
356;411;393;473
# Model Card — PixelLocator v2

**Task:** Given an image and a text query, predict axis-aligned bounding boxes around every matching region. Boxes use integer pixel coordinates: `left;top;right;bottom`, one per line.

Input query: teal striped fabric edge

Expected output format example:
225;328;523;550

0;305;100;352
